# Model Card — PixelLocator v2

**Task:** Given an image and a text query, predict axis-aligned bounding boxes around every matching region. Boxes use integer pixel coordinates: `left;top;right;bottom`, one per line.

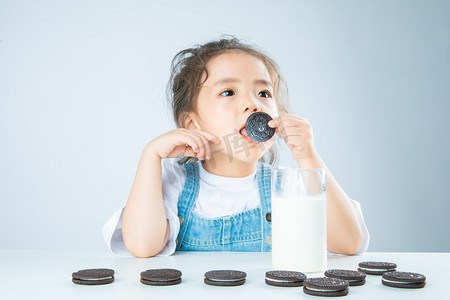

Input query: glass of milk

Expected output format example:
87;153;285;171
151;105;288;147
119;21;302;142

271;167;327;274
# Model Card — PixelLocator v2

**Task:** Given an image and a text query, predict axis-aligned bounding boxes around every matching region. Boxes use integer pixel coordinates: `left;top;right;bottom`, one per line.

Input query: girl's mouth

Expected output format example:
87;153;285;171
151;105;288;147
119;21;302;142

239;127;259;145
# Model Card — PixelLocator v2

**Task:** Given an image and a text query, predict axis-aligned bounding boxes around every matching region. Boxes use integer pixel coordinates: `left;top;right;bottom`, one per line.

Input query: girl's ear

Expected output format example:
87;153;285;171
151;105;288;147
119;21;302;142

181;112;201;130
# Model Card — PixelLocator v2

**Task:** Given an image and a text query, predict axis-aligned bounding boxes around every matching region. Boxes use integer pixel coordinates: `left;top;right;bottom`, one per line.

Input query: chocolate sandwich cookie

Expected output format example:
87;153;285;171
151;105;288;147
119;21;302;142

324;269;366;286
358;261;397;275
265;270;307;287
382;271;426;289
204;270;247;287
140;268;182;286
244;112;275;142
72;268;115;285
303;277;349;297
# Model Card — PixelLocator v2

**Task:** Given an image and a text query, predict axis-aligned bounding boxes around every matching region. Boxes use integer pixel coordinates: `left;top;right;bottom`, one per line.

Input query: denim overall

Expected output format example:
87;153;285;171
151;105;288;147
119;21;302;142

175;161;272;251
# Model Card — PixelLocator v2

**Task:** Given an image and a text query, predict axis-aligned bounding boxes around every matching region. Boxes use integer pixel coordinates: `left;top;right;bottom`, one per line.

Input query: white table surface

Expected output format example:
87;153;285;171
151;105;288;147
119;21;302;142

0;250;446;299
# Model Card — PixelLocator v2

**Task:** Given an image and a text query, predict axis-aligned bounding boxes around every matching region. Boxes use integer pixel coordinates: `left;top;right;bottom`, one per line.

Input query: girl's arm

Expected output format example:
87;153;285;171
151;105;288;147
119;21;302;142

296;152;363;255
122;143;170;258
122;128;219;258
269;114;364;255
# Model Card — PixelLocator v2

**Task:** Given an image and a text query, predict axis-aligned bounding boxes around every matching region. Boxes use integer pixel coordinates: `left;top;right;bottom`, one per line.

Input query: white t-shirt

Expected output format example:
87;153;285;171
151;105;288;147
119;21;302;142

102;158;370;257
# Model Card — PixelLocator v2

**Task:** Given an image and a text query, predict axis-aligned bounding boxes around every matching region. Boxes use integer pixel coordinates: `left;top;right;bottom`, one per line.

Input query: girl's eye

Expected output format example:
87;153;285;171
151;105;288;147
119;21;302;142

220;89;235;97
259;90;273;98
219;89;273;98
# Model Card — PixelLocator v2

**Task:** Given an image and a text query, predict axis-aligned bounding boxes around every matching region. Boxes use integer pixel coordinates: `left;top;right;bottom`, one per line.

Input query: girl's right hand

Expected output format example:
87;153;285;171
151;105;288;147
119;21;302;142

148;128;220;160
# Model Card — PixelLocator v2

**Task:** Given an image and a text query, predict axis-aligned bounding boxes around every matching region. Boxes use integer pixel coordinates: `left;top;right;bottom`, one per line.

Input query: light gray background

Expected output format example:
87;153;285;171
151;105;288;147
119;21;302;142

1;0;449;252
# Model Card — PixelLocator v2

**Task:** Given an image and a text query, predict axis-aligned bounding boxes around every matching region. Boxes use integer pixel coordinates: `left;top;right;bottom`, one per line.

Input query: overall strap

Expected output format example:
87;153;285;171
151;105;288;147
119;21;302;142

257;161;272;251
175;162;200;250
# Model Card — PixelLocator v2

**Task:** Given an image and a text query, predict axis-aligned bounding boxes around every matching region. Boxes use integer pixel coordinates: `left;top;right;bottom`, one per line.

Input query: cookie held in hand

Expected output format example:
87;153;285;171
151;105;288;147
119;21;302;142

244;112;275;143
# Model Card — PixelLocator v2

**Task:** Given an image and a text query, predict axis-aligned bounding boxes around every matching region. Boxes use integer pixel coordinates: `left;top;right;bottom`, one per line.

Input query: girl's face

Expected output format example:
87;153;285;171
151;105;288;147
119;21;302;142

192;50;279;164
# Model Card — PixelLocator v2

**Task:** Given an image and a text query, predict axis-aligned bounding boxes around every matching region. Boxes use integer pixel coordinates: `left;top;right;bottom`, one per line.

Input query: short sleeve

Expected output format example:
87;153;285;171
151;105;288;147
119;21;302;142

351;199;370;255
102;158;184;257
327;198;370;256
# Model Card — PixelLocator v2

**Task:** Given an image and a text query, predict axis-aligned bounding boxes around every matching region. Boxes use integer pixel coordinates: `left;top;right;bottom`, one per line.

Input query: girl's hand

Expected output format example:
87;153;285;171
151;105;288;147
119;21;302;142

268;114;317;161
148;128;220;160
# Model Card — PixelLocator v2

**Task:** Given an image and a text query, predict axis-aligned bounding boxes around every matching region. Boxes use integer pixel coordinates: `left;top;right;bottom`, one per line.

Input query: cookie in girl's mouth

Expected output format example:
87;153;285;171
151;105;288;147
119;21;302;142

240;112;275;143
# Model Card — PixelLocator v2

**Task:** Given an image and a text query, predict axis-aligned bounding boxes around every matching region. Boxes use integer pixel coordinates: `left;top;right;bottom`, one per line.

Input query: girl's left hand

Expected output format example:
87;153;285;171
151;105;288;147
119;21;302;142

268;114;317;161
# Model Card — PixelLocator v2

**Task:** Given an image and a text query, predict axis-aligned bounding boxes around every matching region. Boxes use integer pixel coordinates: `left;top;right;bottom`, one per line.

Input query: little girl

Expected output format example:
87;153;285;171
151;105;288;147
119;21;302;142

103;35;370;258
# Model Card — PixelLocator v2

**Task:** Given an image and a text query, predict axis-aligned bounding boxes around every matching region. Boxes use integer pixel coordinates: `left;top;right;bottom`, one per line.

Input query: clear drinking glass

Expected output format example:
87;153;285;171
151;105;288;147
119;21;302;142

271;167;327;273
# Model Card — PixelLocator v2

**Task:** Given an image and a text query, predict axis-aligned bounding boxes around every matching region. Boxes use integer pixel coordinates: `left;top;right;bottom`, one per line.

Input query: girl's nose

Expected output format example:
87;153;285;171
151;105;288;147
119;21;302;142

240;96;262;113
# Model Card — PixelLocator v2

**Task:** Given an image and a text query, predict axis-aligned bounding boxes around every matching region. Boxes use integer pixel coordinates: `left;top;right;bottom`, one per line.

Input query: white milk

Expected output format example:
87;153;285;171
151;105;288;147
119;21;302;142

272;195;327;273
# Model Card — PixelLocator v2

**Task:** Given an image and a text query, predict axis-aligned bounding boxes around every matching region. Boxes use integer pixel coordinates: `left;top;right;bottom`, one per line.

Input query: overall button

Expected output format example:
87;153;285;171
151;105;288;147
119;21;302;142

265;212;272;222
178;216;185;227
266;235;272;245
